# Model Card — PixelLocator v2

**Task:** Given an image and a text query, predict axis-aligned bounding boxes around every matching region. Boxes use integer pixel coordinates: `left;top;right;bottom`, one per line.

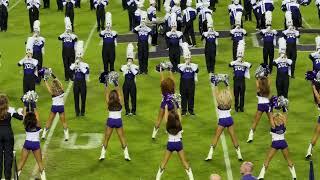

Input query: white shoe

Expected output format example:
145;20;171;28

17;170;21;177
40;169;46;180
41;128;48;140
152;127;159;139
247;129;254;143
236;147;243;161
156;167;164;180
64;128;69;141
205;146;214;161
305;143;313;159
123;146;131;161
185;168;194;180
289;165;297;179
99;146;106;160
258;165;266;180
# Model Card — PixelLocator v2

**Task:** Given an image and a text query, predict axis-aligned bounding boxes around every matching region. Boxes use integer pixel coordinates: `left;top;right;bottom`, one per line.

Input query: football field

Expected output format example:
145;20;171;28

1;0;320;179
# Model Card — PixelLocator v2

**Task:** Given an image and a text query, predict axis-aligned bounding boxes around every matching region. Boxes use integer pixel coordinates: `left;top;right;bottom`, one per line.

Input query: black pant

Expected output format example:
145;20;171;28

90;0;94;10
253;9;261;29
169;46;180;71
209;0;216;11
43;0;50;8
201;20;208;34
138;42;149;73
157;0;161;11
286;44;297;77
260;13;266;29
102;44;115;72
23;75;36;93
232;41;239;60
123;79;136;113
318;7;320;19
75;0;80;8
127;6;136;31
57;0;63;10
0;128;14;180
65;9;74;31
29;7;39;32
62;47;75;81
180;79;195;113
73;79;86;115
198;16;202;34
151;26;158;46
184;21;196;46
263;43;274;73
205;45;216;73
233;77;245;109
96;7;105;31
0;5;8;31
276;74;289;98
33;52;43;70
244;0;252;21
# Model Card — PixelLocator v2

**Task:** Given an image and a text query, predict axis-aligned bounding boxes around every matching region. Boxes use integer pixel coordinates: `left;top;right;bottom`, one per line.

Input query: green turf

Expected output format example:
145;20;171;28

1;0;320;179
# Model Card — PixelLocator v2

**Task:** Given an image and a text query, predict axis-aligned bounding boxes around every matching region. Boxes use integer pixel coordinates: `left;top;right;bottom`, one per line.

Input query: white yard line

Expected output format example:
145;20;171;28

251;33;260;48
8;0;23;12
302;17;312;29
209;81;234;180
30;22;97;178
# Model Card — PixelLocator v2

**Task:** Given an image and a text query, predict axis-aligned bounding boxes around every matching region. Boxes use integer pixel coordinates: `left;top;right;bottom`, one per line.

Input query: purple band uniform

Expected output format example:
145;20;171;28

106;118;123;128
257;103;271;113
51;105;65;113
218;117;234;127
23;140;40;151
167;141;183;152
271;140;288;150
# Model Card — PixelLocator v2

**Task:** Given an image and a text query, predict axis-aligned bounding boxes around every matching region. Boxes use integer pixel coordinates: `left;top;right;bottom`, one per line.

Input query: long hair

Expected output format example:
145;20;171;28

23;112;38;130
216;89;232;110
51;79;64;96
258;77;270;97
273;113;285;126
108;90;122;111
0;94;9;120
166;110;182;135
161;78;175;95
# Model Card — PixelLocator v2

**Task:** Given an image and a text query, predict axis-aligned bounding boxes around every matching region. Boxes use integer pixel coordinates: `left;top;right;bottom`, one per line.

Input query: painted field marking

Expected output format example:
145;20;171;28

302;17;312;29
251;33;260;48
61;133;103;149
8;0;23;12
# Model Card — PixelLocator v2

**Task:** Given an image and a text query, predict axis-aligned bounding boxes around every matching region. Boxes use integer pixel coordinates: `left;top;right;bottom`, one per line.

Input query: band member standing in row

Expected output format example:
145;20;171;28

147;0;158;46
63;0;75;31
274;37;292;98
229;40;251;112
18;38;38;93
58;17;77;81
202;16;219;74
70;41;90;117
121;43;139;116
178;43;198;116
281;0;301;29
260;0;274;29
260;11;277;73
198;0;211;34
57;0;63;11
30;20;45;70
134;0;145;28
100;12;117;73
134;11;152;74
126;0;137;31
230;12;247;61
228;0;243;27
27;0;40;33
94;0;108;32
251;0;261;30
75;0;80;7
171;0;182;31
244;0;252;21
282;11;299;78
183;0;197;47
309;36;320;72
0;0;8;32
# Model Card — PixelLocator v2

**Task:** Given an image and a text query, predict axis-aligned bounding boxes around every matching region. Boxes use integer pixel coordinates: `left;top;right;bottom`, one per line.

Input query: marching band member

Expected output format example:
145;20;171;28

229;40;251;112
171;0;182;31
205;75;243;161
166;13;183;72
244;0;252;21
58;17;78;81
202;16;219;73
75;0;80;7
155;110;194;180
27;0;40;33
63;0;75;31
316;0;320;19
121;43;139;115
126;0;137;31
99;12;117;72
94;0;108;32
42;76;69;141
57;0;63;11
0;0;8;32
196;0;203;33
147;0;158;46
18;38;38;93
274;37;292;98
228;0;243;27
178;43;198;115
199;0;212;34
70;41;89;117
99;78;131;161
260;11;277;73
251;0;262;30
230;12;247;61
133;11;152;74
281;0;301;28
309;36;320;72
282;11;299;78
260;0;274;29
183;0;197;47
30;20;45;70
134;0;145;28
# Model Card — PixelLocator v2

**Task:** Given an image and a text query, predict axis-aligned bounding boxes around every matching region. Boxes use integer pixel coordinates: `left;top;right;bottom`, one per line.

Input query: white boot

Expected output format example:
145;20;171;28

17;170;21;177
156;167;164;180
205;146;214;161
40;169;46;180
99;145;106;160
185;168;194;180
123;146;131;161
64;128;69;141
41;128;48;140
247;129;254;143
305;143;313;159
152;127;159;139
258;165;266;180
289;165;297;180
236;147;243;161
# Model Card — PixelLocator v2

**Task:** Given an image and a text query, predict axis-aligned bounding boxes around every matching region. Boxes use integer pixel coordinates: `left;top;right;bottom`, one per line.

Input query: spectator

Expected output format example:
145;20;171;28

240;161;257;179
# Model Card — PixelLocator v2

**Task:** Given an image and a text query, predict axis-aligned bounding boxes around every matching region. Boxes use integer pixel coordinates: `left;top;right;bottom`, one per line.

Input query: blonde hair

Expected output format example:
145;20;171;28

273;113;286;126
51;79;64;96
216;89;232;109
0;94;9;120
